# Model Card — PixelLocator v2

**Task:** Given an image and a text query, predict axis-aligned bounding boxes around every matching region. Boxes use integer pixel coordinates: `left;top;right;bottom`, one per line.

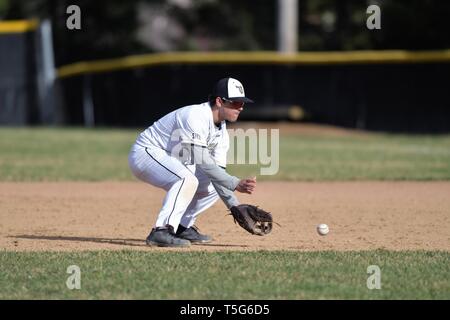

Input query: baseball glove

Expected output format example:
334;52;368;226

229;204;275;236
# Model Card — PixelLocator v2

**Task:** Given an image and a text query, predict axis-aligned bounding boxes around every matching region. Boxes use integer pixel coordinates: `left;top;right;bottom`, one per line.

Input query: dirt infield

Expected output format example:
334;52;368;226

1;182;449;251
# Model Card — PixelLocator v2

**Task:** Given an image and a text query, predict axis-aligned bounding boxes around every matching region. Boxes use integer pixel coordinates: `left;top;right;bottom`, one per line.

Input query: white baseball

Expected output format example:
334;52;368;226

317;223;329;236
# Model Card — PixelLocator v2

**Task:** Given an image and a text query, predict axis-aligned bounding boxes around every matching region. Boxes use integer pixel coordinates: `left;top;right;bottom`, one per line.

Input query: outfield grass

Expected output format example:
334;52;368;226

229;133;450;180
0;250;448;299
0;127;449;181
0;128;135;181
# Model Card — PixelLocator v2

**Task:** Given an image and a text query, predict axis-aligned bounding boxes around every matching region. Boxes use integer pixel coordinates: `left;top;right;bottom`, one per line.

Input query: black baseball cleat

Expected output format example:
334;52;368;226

146;225;191;247
176;225;212;244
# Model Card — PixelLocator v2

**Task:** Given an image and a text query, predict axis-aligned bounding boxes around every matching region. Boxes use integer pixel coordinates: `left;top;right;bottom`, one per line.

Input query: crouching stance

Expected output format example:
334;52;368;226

128;78;256;247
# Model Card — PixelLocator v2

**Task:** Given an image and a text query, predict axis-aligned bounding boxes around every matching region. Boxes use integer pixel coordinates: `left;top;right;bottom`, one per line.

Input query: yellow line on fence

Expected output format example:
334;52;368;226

57;50;450;79
0;19;39;33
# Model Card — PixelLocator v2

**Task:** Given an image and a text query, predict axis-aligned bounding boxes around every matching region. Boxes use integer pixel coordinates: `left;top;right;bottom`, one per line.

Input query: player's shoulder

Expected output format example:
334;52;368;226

180;102;210;114
177;102;211;122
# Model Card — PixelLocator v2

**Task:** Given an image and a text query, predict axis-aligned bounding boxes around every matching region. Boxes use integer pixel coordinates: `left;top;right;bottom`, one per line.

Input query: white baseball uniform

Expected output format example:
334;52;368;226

128;102;239;233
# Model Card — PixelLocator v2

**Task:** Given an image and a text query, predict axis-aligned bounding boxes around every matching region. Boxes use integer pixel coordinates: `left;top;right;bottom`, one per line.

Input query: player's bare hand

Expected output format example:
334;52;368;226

236;176;256;194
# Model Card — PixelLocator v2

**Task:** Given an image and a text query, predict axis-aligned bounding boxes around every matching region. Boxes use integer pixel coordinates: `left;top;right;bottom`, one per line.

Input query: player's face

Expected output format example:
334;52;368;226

220;98;244;122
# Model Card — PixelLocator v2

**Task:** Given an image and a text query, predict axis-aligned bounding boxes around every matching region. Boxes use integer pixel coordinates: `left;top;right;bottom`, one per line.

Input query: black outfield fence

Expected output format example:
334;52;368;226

0;20;39;125
58;51;450;133
0;19;60;126
1;26;449;133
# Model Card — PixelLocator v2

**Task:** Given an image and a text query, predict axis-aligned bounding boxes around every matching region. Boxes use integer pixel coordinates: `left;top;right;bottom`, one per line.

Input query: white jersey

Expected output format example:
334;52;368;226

135;102;229;168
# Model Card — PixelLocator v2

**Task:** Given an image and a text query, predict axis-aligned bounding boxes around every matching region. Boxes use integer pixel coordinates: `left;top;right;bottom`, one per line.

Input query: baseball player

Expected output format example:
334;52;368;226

128;77;256;247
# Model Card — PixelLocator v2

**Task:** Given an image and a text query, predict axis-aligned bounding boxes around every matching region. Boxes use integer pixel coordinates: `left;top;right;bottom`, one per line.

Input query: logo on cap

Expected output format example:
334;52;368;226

235;84;244;94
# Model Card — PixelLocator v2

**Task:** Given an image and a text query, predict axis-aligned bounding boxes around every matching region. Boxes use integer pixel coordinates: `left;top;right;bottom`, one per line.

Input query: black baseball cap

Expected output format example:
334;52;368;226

211;77;254;103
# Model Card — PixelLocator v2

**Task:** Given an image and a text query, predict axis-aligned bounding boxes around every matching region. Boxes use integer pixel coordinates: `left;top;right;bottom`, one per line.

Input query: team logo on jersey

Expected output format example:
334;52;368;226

235;84;244;94
192;132;202;141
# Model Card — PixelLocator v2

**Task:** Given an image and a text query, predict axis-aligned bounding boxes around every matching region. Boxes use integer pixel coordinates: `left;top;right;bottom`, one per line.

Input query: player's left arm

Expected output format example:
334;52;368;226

211;177;240;209
189;144;240;191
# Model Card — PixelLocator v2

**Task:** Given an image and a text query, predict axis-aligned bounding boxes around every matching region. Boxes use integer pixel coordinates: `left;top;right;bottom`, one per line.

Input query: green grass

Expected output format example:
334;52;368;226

0;127;137;181
0;127;449;181
227;134;450;181
0;250;448;299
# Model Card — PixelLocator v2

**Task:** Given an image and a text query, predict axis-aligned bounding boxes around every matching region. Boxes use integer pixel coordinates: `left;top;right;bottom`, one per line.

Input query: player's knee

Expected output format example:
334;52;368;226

183;175;199;195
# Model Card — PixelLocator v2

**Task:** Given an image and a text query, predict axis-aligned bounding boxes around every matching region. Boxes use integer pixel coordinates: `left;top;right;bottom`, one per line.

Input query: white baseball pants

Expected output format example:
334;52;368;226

128;144;219;233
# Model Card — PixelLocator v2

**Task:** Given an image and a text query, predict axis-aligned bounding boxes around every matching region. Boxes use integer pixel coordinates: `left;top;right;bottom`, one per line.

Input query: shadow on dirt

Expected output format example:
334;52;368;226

9;235;249;248
10;234;146;247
